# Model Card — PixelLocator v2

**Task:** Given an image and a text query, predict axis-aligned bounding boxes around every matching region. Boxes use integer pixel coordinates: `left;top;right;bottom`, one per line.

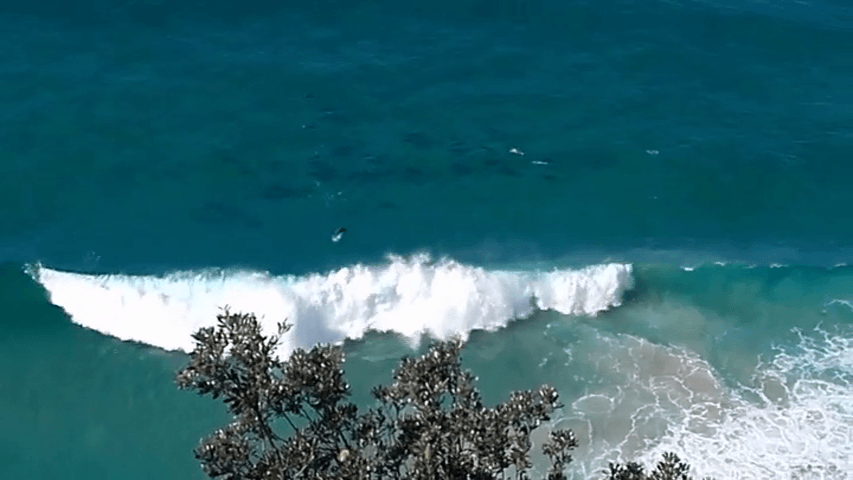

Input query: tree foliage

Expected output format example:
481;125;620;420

176;308;579;480
604;452;712;480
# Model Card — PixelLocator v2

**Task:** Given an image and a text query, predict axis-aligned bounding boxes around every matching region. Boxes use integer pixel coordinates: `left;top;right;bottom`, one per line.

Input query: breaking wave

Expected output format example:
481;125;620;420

28;253;633;358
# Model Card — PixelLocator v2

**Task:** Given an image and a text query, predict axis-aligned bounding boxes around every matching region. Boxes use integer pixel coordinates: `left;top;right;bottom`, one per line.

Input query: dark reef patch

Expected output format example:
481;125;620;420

499;166;522;177
402;166;427;185
331;144;356;158
346;155;395;184
448;141;471;155
451;162;474;176
402;132;437;150
317;108;351;125
259;184;312;201
191;201;262;229
366;154;390;167
216;152;252;176
308;157;338;182
570;147;619;171
347;170;381;184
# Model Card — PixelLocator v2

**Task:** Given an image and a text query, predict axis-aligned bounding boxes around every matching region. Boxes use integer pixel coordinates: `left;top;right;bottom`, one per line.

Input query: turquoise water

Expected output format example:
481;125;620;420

2;0;853;478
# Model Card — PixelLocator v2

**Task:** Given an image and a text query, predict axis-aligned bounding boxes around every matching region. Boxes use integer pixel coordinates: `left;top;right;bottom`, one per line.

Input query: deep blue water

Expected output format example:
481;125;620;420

2;0;852;275
2;0;852;478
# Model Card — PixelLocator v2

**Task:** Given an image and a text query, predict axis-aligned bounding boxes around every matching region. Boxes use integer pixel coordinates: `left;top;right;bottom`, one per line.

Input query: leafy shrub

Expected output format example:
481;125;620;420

176;309;578;479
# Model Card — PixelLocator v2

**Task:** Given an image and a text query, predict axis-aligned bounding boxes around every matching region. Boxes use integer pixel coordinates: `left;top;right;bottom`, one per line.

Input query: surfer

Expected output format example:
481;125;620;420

331;227;347;242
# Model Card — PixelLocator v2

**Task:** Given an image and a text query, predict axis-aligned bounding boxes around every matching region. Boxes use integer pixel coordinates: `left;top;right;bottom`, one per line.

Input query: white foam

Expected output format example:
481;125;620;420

528;325;853;480
551;335;728;479
28;254;633;358
639;327;853;479
565;329;853;480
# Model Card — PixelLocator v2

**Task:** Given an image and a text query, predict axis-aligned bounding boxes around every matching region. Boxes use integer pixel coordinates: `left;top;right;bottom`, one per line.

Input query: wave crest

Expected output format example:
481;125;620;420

28;254;633;357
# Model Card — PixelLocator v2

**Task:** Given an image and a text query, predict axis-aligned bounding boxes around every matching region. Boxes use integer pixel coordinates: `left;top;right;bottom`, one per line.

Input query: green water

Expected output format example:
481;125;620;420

0;267;225;478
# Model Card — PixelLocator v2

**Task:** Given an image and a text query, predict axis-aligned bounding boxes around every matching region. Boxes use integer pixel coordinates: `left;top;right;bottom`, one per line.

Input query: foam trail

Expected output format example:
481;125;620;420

28;254;633;358
561;328;853;480
640;327;853;479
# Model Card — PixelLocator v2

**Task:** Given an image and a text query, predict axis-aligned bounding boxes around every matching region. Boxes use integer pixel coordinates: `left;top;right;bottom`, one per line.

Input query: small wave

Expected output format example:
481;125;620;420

27;254;633;358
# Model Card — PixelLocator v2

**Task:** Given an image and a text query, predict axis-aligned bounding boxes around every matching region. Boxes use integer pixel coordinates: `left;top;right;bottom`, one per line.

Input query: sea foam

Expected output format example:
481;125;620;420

28;254;633;358
641;326;853;479
559;328;853;480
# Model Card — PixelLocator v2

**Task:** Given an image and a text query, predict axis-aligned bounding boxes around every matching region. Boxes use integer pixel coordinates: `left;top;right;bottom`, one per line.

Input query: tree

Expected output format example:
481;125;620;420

605;452;712;480
176;308;579;479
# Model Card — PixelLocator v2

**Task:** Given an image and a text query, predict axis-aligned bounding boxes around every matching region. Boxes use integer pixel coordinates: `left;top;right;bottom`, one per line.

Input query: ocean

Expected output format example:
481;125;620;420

1;0;852;478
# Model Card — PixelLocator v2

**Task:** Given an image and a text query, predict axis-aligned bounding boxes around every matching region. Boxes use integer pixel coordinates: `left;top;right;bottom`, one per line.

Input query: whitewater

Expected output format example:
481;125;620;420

29;254;633;357
26;255;853;478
